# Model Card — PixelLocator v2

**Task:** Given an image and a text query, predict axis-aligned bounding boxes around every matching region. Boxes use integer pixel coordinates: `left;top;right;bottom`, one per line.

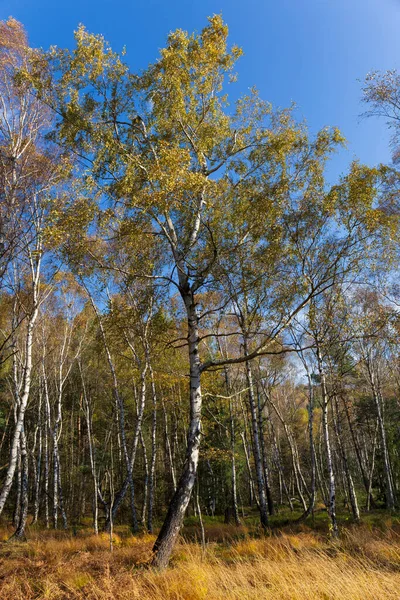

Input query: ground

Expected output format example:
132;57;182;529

1;510;400;599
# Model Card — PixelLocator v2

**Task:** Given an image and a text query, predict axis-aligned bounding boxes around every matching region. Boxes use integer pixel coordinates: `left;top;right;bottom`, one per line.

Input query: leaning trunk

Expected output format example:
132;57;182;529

152;291;202;569
0;302;38;516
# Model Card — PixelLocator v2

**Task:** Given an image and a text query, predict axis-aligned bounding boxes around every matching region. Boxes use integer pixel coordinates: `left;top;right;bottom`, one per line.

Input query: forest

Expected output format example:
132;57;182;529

1;14;400;599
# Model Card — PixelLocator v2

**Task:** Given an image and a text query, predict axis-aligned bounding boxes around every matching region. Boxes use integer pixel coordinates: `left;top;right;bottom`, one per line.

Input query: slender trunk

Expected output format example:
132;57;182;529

220;361;240;525
52;386;68;529
152;290;202;569
12;428;29;539
366;419;379;511
196;479;206;552
53;413;59;529
333;396;360;521
107;448;115;553
163;400;177;492
43;366;50;529
267;392;307;511
33;387;43;524
206;460;216;516
147;361;157;533
368;365;395;510
298;362;316;520
270;419;293;510
13;447;21;528
240;431;258;509
243;337;269;529
257;387;274;515
79;362;99;534
316;344;338;537
140;431;149;528
90;299;139;532
343;396;376;509
0;301;39;515
105;362;148;530
229;397;241;525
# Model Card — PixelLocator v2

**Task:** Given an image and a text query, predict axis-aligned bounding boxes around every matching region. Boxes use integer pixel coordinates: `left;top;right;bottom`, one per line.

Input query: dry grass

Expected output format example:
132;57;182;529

0;523;400;599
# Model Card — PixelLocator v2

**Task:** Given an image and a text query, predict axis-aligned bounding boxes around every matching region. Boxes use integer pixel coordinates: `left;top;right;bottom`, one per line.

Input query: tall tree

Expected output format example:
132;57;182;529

23;16;396;567
0;19;61;528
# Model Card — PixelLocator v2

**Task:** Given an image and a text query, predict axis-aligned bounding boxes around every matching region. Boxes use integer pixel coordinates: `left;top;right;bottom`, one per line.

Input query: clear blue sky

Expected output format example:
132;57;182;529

2;0;400;180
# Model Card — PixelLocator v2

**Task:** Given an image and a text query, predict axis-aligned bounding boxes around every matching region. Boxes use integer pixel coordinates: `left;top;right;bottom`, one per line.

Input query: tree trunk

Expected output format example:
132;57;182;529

43;363;50;529
243;338;269;529
32;387;43;524
267;391;307;512
163;400;177;493
104;361;147;530
257;387;274;515
0;300;39;516
316;344;338;537
140;430;149;528
240;431;258;508
90;298;139;532
13;447;21;528
147;361;157;533
366;419;379;511
298;361;316;521
270;419;293;510
12;428;29;539
220;362;241;525
343;395;376;509
151;290;202;569
229;397;241;526
368;365;396;510
333;396;360;522
79;361;99;534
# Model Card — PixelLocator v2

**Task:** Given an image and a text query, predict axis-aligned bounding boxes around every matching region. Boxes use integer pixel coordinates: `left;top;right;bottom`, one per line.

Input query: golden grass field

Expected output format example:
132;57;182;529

1;520;400;599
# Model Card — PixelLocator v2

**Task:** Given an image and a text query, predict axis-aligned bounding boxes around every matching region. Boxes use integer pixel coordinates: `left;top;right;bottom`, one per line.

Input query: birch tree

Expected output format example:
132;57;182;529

28;16;396;567
0;19;60;524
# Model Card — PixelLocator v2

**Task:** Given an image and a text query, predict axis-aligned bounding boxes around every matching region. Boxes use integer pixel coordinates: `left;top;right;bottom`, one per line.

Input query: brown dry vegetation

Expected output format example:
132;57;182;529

1;523;400;599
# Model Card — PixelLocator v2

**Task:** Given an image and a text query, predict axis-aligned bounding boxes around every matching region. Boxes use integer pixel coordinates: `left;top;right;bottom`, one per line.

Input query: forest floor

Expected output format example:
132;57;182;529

1;510;400;599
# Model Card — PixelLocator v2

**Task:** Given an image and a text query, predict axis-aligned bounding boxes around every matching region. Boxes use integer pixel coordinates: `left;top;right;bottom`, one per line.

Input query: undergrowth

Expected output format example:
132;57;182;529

1;518;400;599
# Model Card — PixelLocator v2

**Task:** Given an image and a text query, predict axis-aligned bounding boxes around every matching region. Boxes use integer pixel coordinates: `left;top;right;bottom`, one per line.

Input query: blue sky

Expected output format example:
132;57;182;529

2;0;400;181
